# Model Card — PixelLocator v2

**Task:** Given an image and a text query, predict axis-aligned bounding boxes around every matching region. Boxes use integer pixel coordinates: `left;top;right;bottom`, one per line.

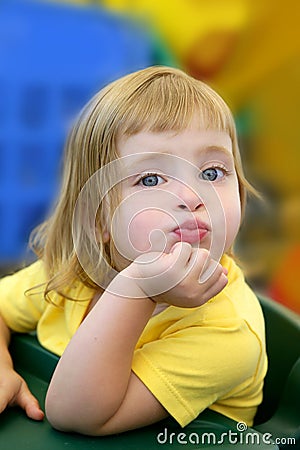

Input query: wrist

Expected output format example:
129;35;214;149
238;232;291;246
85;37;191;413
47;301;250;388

0;344;14;370
0;355;14;371
106;270;155;303
95;273;156;330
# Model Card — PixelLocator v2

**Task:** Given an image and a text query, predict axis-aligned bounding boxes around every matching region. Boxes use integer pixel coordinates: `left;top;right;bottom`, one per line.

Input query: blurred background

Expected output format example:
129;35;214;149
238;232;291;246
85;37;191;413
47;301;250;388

0;0;299;314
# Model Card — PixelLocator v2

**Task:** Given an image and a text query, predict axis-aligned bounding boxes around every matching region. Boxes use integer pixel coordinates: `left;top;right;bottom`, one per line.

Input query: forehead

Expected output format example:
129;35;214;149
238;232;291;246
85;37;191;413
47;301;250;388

118;128;233;160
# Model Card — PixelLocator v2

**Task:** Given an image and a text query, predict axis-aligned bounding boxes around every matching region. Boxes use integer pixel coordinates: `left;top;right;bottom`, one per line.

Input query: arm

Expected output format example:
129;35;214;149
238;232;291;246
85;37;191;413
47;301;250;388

46;243;227;435
0;314;44;420
45;277;168;435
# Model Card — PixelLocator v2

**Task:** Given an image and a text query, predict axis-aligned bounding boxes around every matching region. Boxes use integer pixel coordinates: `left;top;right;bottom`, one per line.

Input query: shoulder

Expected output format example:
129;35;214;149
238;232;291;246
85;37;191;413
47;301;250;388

0;259;47;291
0;260;49;331
0;259;48;311
220;254;265;335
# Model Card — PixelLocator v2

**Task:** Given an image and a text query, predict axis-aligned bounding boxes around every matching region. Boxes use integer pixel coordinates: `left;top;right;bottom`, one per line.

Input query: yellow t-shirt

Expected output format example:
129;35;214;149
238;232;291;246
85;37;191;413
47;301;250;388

0;255;267;427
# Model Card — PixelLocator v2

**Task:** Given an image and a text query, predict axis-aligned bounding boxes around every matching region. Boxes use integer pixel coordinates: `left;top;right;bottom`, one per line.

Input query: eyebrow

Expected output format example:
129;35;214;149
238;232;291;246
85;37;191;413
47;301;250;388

122;154;169;174
123;145;233;172
199;145;233;158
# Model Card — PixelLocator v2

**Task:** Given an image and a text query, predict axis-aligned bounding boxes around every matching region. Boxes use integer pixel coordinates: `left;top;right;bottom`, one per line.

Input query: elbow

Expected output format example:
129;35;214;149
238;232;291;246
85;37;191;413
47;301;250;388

45;391;73;433
45;388;83;434
45;390;113;436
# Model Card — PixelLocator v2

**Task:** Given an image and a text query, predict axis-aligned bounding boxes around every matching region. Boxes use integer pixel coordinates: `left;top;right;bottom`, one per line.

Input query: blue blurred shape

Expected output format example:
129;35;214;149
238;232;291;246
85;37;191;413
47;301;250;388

0;0;156;265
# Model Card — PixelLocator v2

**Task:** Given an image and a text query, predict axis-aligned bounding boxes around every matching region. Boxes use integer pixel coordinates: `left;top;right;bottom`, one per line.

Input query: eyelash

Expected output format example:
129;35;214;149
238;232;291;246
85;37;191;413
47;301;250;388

136;172;166;187
135;164;231;187
200;164;232;182
203;163;231;174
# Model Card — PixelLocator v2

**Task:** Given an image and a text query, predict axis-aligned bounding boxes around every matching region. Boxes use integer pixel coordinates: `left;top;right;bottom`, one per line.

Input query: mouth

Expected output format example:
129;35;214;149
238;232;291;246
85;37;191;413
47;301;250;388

172;219;210;244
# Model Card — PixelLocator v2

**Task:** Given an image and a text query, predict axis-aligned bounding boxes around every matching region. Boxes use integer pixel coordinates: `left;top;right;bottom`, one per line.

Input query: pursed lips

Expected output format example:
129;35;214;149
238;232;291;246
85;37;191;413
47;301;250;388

172;219;210;244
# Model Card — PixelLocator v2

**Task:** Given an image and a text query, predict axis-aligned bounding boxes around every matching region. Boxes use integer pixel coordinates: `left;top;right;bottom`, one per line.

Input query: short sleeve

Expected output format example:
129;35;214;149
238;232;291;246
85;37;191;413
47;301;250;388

132;319;261;427
0;261;48;333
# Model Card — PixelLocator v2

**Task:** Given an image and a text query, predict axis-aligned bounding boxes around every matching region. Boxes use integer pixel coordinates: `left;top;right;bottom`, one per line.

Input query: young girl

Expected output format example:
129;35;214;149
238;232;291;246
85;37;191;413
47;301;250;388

0;66;267;436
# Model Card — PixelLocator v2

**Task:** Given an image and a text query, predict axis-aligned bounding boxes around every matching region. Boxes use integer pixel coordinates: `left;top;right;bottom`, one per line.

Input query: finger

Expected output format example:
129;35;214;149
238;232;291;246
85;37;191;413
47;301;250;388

206;272;228;299
201;261;224;285
186;248;210;277
170;241;193;267
0;391;9;414
201;261;228;286
199;257;223;284
17;384;44;421
200;272;228;304
25;400;45;421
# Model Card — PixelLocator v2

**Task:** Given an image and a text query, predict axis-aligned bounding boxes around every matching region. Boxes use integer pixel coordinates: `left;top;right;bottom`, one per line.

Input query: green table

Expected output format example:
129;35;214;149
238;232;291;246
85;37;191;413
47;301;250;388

0;333;278;449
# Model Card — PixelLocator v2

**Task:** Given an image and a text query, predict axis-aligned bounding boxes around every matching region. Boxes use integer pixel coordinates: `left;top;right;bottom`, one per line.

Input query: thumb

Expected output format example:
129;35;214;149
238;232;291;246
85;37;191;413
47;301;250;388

0;391;9;414
16;382;44;421
199;256;220;283
170;241;192;262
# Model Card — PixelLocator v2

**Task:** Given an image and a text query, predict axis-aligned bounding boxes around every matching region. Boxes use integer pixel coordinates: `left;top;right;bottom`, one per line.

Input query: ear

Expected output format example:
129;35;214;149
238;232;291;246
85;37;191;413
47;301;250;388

103;230;110;243
95;225;110;244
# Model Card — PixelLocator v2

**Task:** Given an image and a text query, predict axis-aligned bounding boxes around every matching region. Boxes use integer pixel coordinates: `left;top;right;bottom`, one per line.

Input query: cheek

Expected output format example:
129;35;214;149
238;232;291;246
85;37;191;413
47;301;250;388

200;181;241;253
112;205;167;260
128;212;154;251
128;211;168;253
222;191;242;248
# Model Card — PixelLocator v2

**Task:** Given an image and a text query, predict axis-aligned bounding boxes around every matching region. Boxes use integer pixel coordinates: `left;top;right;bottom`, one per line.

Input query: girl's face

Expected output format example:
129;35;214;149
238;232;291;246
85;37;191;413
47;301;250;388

109;121;241;269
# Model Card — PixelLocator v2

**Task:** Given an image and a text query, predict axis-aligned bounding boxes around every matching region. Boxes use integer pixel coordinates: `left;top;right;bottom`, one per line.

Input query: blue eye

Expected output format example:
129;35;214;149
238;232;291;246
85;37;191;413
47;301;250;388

200;167;225;181
140;174;164;187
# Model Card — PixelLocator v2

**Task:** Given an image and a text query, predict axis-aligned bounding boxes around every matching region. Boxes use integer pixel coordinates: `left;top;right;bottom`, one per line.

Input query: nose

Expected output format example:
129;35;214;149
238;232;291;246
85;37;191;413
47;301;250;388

174;182;203;211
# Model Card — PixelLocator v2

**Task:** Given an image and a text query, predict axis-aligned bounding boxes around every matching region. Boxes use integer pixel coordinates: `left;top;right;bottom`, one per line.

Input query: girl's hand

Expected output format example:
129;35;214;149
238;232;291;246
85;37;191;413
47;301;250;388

0;367;44;420
124;242;228;308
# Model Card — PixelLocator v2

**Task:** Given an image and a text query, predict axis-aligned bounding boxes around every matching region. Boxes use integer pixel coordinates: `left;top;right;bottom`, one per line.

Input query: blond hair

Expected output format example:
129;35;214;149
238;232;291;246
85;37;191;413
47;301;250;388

30;66;256;301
